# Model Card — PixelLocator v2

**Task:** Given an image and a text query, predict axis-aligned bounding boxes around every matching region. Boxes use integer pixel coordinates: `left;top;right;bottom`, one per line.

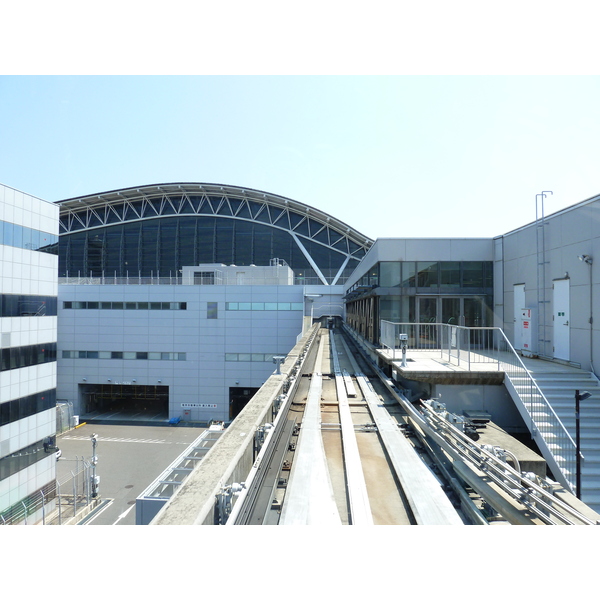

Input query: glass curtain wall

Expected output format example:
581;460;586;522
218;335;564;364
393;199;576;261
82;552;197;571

365;261;493;326
58;217;360;283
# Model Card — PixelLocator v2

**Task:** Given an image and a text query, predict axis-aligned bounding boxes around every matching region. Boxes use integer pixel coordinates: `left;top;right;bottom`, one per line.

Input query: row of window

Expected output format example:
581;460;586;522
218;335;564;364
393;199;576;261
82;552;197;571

1;294;57;317
1;343;57;372
351;261;493;292
0;438;54;482
63;301;187;310
0;389;56;428
225;353;280;362
225;302;303;311
0;219;58;251
62;351;186;361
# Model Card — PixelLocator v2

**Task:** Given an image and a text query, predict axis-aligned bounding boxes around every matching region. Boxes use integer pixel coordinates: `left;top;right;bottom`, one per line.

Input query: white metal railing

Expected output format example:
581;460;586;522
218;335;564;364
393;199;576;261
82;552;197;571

59;274;337;286
380;320;578;492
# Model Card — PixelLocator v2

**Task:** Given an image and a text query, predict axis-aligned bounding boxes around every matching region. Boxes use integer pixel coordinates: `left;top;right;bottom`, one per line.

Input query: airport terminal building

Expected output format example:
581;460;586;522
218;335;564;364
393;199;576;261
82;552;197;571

54;183;370;423
52;184;600;425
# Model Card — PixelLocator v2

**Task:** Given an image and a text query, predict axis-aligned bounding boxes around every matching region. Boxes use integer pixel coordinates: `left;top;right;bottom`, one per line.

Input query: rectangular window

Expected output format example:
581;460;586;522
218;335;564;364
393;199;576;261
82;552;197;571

440;262;461;287
401;262;416;287
136;352;148;359
207;302;218;319
417;262;438;287
194;271;215;285
225;353;238;361
111;351;123;359
251;303;265;310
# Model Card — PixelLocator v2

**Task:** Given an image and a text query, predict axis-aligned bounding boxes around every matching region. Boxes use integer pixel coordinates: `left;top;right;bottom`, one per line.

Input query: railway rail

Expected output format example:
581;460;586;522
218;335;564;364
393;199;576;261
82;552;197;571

224;324;598;526
228;326;464;525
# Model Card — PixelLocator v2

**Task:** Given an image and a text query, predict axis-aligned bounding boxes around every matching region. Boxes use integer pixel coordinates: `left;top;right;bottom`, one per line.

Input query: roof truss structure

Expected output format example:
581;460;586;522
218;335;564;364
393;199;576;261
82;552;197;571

58;183;374;263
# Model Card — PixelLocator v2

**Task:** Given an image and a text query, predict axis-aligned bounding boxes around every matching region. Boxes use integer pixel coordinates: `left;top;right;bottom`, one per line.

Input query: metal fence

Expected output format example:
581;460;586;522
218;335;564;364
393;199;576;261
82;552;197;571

59;275;342;286
48;457;96;525
380;320;578;492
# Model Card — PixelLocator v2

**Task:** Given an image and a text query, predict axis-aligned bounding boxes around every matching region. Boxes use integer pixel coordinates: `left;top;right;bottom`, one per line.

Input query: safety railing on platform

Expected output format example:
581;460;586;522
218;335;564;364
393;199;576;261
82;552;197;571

380;320;578;492
59;274;345;286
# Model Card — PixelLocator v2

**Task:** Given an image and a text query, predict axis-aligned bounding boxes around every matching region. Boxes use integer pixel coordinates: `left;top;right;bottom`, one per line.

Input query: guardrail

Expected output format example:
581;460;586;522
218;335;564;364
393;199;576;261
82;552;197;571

420;401;595;525
380;320;578;492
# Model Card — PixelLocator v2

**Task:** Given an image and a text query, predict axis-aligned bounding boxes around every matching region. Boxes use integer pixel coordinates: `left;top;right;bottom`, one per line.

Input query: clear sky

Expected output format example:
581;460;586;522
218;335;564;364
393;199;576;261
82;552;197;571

2;5;600;243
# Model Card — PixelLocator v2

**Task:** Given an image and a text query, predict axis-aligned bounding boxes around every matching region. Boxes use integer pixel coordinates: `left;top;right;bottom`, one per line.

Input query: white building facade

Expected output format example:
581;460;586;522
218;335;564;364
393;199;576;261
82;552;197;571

57;267;342;423
497;193;600;371
0;184;59;525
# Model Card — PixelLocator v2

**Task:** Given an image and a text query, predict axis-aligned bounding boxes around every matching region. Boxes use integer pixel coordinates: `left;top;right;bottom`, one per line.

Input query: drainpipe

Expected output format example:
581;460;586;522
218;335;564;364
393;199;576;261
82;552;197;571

578;255;594;375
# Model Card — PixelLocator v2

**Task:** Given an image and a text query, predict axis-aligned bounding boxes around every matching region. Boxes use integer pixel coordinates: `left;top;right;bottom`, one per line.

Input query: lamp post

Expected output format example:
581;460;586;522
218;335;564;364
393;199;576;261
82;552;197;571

575;390;591;499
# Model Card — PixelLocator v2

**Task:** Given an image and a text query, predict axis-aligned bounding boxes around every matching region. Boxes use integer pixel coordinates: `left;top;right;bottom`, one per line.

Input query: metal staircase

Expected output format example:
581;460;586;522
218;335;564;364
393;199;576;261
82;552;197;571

506;368;600;512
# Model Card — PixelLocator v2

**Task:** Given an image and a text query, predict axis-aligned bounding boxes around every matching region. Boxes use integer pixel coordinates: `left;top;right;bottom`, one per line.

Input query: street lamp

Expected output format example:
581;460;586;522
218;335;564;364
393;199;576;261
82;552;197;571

575;390;592;499
90;433;99;498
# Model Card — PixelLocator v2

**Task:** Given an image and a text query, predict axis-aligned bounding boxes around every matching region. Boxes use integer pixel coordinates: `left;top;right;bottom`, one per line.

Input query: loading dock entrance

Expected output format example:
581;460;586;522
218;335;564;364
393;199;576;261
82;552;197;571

80;383;169;422
229;387;260;420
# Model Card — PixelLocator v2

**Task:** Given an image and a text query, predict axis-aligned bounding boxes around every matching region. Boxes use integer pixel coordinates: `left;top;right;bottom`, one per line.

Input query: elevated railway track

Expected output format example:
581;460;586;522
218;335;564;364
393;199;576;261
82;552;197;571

224;326;599;526
151;323;599;526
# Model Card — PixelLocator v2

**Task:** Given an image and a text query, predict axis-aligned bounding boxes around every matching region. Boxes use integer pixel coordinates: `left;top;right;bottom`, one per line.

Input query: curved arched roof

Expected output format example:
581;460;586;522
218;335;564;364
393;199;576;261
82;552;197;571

56;183;374;285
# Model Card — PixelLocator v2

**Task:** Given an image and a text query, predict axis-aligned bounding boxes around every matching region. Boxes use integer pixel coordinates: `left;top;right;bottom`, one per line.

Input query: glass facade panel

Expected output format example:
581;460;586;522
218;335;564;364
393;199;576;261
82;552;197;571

440;262;460;287
379;262;401;287
417;262;438;288
401;262;416;287
463;262;485;288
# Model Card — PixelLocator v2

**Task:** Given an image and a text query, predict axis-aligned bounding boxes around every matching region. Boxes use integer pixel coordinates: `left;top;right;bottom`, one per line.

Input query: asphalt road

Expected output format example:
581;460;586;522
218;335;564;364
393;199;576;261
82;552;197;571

56;423;205;525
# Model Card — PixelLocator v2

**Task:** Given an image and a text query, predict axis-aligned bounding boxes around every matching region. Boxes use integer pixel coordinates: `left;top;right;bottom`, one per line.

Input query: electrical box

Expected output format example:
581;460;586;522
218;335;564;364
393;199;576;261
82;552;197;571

520;308;537;355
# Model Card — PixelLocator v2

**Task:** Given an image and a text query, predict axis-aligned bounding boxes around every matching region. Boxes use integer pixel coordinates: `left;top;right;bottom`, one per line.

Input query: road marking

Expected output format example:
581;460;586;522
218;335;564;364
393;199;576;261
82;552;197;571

113;504;136;525
61;435;177;444
79;499;113;525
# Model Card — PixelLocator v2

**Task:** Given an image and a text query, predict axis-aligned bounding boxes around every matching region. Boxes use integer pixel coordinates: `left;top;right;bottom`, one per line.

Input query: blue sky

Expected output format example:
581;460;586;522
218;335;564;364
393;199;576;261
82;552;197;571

2;75;600;240
2;1;600;241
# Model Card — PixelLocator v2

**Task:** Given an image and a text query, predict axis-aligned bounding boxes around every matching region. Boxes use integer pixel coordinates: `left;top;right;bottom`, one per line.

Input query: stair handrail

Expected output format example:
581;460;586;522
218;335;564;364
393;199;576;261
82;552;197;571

380;320;578;491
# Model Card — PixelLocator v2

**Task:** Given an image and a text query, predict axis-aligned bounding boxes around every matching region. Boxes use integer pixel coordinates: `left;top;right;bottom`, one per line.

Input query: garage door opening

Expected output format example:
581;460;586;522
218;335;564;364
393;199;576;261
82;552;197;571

229;387;260;420
80;383;169;423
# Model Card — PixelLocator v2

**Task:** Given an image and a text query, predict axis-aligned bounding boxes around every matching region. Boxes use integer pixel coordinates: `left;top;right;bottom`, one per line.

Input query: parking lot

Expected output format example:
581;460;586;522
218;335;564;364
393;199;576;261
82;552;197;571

56;422;205;525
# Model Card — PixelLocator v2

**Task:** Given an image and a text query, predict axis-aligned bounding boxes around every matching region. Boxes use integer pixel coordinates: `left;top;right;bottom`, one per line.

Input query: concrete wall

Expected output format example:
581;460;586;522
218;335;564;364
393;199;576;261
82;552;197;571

433;383;527;433
151;324;320;525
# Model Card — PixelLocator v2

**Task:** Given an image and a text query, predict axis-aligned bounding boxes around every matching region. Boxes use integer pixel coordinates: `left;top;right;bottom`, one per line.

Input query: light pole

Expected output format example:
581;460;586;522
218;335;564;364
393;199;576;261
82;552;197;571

90;433;99;498
575;390;591;499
